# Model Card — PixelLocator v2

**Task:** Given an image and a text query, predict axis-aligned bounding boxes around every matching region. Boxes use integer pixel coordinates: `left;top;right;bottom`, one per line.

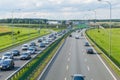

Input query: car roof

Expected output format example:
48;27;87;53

4;52;11;54
2;59;12;61
73;74;84;77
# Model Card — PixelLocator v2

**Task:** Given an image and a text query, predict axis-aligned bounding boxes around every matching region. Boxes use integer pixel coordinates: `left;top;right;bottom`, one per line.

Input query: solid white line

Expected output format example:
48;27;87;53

96;53;117;80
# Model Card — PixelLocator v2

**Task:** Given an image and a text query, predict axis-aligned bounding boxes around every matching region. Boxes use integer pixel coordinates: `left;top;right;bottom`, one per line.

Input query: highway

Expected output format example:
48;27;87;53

40;30;119;80
0;31;64;80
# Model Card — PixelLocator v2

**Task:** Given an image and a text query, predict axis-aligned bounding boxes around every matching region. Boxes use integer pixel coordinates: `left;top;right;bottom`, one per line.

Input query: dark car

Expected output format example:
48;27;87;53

11;49;20;56
86;48;94;54
38;38;42;43
2;52;14;59
69;34;72;37
20;52;31;60
85;42;89;46
0;59;14;70
71;74;85;80
39;43;46;48
29;42;36;46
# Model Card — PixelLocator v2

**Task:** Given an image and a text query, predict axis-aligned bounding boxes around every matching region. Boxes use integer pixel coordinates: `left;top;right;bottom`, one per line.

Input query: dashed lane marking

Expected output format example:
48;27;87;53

66;65;69;71
87;66;90;71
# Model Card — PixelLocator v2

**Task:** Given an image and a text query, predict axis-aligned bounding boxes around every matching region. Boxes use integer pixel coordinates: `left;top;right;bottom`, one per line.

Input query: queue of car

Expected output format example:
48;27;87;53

0;31;66;71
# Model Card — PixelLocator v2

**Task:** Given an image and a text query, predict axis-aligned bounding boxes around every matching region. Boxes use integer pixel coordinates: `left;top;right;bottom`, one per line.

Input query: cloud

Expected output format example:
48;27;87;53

0;0;119;19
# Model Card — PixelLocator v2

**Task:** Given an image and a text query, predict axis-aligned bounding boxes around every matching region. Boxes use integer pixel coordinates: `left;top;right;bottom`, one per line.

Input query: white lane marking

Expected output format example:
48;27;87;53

66;65;69;71
83;53;85;55
69;53;71;55
87;66;90;71
64;77;67;80
84;34;117;80
91;79;94;80
96;53;117;80
82;49;84;52
85;58;87;62
68;58;70;62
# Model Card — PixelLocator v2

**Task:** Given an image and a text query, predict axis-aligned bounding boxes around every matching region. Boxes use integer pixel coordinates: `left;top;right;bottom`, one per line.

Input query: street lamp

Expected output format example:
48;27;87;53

98;0;112;57
89;10;97;29
11;9;21;45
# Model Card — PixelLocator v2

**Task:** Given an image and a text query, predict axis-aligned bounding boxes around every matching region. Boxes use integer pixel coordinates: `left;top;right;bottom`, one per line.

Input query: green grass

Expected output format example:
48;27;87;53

86;28;120;66
0;26;49;50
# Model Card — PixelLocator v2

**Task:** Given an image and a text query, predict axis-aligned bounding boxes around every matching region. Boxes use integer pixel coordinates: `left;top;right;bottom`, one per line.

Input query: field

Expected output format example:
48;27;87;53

0;26;10;33
0;26;50;50
86;28;120;66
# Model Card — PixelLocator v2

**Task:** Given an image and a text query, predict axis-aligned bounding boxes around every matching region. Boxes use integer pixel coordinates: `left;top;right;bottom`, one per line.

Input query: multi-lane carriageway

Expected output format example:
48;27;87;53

38;29;120;80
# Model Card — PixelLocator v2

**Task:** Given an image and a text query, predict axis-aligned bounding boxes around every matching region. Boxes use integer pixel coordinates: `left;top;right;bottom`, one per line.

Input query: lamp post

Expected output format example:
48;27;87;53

89;10;97;29
11;9;21;45
98;0;112;57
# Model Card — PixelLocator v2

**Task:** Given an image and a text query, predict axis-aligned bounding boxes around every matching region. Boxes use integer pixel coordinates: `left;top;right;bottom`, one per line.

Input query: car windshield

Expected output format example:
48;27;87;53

13;50;18;52
4;53;11;56
74;76;84;80
23;45;28;47
28;48;34;51
0;60;10;65
22;53;28;55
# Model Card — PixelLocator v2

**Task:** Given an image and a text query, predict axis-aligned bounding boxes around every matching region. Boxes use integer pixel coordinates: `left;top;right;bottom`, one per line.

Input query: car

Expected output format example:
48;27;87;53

81;33;83;36
69;34;72;37
39;43;46;48
0;59;14;70
71;74;85;80
85;42;89;46
27;47;36;54
11;49;20;56
30;46;37;51
38;38;42;43
2;52;14;59
29;42;36;46
22;44;29;50
75;35;79;39
86;48;94;54
42;36;46;41
20;52;31;60
43;40;49;45
48;38;53;42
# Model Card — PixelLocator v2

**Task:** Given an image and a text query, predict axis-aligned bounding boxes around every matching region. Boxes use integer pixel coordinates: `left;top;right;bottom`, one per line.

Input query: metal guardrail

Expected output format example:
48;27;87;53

6;30;70;80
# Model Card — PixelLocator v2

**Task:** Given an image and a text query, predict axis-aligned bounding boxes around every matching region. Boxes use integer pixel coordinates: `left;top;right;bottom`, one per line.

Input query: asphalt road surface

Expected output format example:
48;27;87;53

41;30;119;80
0;32;63;80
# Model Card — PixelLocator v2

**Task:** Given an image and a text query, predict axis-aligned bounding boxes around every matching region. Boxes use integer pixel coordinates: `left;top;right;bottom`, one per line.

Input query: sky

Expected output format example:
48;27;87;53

0;0;120;20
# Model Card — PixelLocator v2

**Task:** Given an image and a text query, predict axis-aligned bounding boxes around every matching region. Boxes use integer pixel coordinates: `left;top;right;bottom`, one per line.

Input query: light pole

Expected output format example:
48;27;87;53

11;9;21;45
98;0;112;57
89;10;97;29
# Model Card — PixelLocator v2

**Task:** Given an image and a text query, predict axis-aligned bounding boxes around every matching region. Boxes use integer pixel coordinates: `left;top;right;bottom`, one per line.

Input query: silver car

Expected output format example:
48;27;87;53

2;52;14;59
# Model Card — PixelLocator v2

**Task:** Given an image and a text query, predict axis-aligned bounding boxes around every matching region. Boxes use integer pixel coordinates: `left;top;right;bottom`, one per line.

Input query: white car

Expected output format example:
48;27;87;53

22;44;29;50
75;35;79;39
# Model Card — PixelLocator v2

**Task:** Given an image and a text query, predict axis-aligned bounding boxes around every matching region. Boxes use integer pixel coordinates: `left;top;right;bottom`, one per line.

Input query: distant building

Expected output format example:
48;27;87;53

47;21;61;25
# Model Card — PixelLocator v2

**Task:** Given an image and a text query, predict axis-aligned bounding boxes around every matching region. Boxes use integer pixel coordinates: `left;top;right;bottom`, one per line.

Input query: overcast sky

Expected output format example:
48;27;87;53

0;0;120;20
